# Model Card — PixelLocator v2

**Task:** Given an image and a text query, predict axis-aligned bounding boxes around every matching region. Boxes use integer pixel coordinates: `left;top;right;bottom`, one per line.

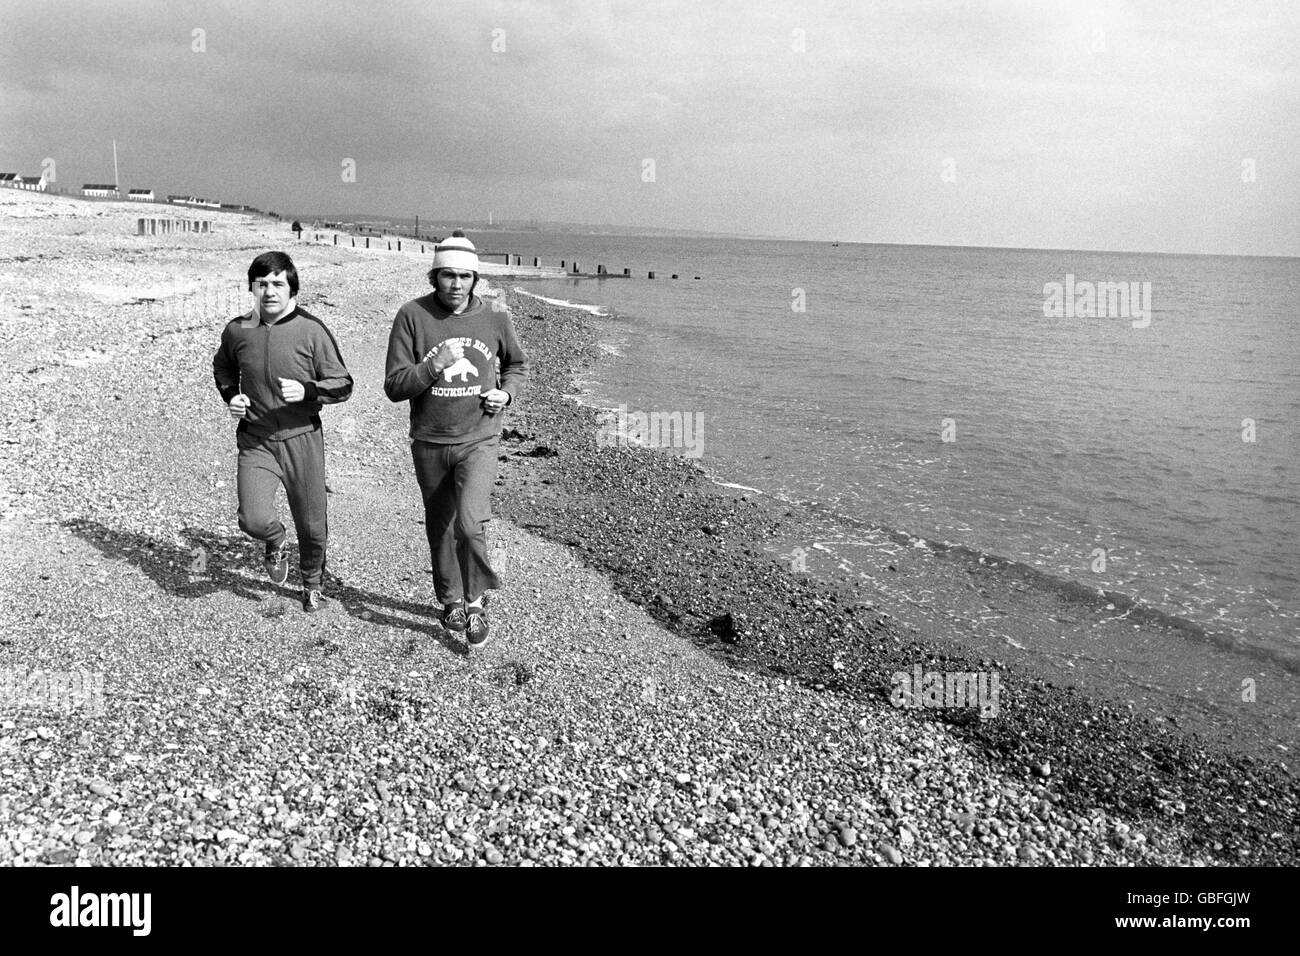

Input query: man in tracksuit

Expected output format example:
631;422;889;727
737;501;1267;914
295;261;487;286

384;232;527;647
213;251;353;612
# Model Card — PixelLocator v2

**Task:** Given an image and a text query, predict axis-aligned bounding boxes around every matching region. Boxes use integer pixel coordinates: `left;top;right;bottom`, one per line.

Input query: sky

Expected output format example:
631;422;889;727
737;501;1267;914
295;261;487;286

1;0;1297;255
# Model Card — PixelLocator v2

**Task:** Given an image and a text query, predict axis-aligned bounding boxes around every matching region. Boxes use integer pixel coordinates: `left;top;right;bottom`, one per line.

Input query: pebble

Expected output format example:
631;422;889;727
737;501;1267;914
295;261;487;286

881;844;903;865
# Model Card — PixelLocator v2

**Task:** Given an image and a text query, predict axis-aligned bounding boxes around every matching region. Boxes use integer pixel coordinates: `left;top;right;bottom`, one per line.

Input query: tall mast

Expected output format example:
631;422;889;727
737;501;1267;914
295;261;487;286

113;139;119;189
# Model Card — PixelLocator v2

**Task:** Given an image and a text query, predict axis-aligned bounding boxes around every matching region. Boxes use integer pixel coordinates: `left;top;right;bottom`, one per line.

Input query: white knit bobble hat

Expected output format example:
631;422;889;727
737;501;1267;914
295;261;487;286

432;232;479;272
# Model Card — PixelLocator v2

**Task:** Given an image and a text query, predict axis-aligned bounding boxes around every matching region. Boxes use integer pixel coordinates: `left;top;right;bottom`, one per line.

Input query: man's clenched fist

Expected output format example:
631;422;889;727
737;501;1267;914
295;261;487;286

279;378;305;402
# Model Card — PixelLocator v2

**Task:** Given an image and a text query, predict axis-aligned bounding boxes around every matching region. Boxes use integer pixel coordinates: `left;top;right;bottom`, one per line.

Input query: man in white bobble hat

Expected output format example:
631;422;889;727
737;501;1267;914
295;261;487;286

384;230;528;648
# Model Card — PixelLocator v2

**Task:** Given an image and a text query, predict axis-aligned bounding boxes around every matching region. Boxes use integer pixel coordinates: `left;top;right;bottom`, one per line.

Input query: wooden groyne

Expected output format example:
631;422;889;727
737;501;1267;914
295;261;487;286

300;231;700;279
137;218;214;235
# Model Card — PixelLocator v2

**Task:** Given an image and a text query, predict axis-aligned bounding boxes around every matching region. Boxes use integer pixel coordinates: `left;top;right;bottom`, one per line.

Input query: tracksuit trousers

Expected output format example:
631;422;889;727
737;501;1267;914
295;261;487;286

236;426;328;589
411;433;501;606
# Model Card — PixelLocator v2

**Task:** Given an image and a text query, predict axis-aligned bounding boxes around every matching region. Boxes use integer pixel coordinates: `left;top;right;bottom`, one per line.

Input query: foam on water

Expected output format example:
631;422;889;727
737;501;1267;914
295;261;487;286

512;287;609;316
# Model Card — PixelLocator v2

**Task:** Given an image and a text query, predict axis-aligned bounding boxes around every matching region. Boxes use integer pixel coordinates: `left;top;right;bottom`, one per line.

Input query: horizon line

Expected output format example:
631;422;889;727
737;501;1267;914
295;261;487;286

20;186;1296;261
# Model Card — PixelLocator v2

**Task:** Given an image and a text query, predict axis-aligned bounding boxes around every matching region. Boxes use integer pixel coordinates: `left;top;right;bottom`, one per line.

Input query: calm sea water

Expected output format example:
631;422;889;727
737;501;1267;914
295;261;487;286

488;232;1299;671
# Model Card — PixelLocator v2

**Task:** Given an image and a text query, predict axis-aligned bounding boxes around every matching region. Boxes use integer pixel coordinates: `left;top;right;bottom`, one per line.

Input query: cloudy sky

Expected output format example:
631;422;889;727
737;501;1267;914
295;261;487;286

2;0;1296;254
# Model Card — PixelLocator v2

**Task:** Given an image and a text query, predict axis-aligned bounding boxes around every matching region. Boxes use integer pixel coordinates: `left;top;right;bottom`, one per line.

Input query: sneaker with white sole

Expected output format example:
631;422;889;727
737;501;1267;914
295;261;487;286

466;605;489;647
264;544;289;586
441;602;467;632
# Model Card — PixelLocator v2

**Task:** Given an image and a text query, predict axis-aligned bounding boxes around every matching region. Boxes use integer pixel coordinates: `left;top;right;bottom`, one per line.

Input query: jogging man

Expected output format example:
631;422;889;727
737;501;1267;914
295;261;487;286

384;232;527;647
213;251;353;612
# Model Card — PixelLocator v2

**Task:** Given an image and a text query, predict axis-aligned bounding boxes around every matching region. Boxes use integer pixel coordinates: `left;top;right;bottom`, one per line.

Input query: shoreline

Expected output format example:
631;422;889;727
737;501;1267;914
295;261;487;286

503;277;1300;750
493;284;1299;865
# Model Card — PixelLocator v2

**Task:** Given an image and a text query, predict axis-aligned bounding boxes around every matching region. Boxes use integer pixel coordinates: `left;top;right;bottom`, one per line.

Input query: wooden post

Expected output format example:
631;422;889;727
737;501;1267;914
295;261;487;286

597;264;606;275
351;237;355;247
671;274;679;279
397;240;402;251
623;268;630;276
366;237;370;248
648;271;656;279
533;257;540;267
572;261;580;273
333;234;337;245
560;260;565;269
137;218;145;235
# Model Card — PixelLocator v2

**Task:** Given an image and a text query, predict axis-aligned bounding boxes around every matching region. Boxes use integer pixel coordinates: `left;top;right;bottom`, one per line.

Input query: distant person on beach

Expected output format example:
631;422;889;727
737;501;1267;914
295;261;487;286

384;231;527;648
291;220;303;240
213;251;353;612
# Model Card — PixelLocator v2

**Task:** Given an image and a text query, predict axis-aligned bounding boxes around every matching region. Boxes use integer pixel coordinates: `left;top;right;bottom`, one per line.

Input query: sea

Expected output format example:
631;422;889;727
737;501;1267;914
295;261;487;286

481;231;1298;730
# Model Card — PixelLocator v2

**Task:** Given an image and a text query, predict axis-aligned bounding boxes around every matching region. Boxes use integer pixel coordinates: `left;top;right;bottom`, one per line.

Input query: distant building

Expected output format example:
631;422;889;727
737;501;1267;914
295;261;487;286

166;195;221;208
2;172;49;191
127;188;154;201
82;183;119;198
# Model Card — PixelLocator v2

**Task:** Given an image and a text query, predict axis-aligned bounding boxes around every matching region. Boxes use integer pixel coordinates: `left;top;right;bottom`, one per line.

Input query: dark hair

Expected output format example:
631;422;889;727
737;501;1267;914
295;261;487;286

248;251;299;296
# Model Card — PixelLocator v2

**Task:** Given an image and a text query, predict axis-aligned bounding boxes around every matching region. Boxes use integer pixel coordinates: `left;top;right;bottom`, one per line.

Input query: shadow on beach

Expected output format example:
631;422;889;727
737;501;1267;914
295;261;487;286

60;517;466;657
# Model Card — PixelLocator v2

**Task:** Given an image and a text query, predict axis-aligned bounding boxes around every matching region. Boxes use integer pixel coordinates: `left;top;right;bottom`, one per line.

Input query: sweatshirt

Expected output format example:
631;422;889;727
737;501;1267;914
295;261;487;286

384;292;528;443
212;306;353;440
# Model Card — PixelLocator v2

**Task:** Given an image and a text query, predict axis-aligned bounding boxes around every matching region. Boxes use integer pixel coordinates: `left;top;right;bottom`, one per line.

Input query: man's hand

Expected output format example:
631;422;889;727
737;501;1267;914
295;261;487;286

228;393;251;420
430;340;465;375
279;378;306;403
481;388;510;415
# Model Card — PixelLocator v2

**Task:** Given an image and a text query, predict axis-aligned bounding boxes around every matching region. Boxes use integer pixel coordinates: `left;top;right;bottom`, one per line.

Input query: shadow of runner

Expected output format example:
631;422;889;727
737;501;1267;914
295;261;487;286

60;518;466;657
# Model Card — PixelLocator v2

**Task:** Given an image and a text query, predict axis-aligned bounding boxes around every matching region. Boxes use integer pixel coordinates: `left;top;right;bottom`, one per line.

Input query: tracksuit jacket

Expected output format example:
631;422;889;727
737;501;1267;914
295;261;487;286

212;306;353;437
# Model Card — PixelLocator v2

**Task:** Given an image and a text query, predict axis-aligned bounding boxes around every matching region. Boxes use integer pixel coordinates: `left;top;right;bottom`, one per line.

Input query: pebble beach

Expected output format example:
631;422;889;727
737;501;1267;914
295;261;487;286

0;190;1295;867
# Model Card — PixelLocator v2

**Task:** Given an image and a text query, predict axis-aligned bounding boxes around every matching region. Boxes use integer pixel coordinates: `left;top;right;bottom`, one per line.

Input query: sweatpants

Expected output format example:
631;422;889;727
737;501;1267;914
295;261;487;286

236;426;328;589
411;433;501;605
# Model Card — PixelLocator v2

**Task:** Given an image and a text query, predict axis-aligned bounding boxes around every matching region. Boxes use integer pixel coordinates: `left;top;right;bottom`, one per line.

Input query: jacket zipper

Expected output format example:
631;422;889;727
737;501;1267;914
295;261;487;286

263;322;274;433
